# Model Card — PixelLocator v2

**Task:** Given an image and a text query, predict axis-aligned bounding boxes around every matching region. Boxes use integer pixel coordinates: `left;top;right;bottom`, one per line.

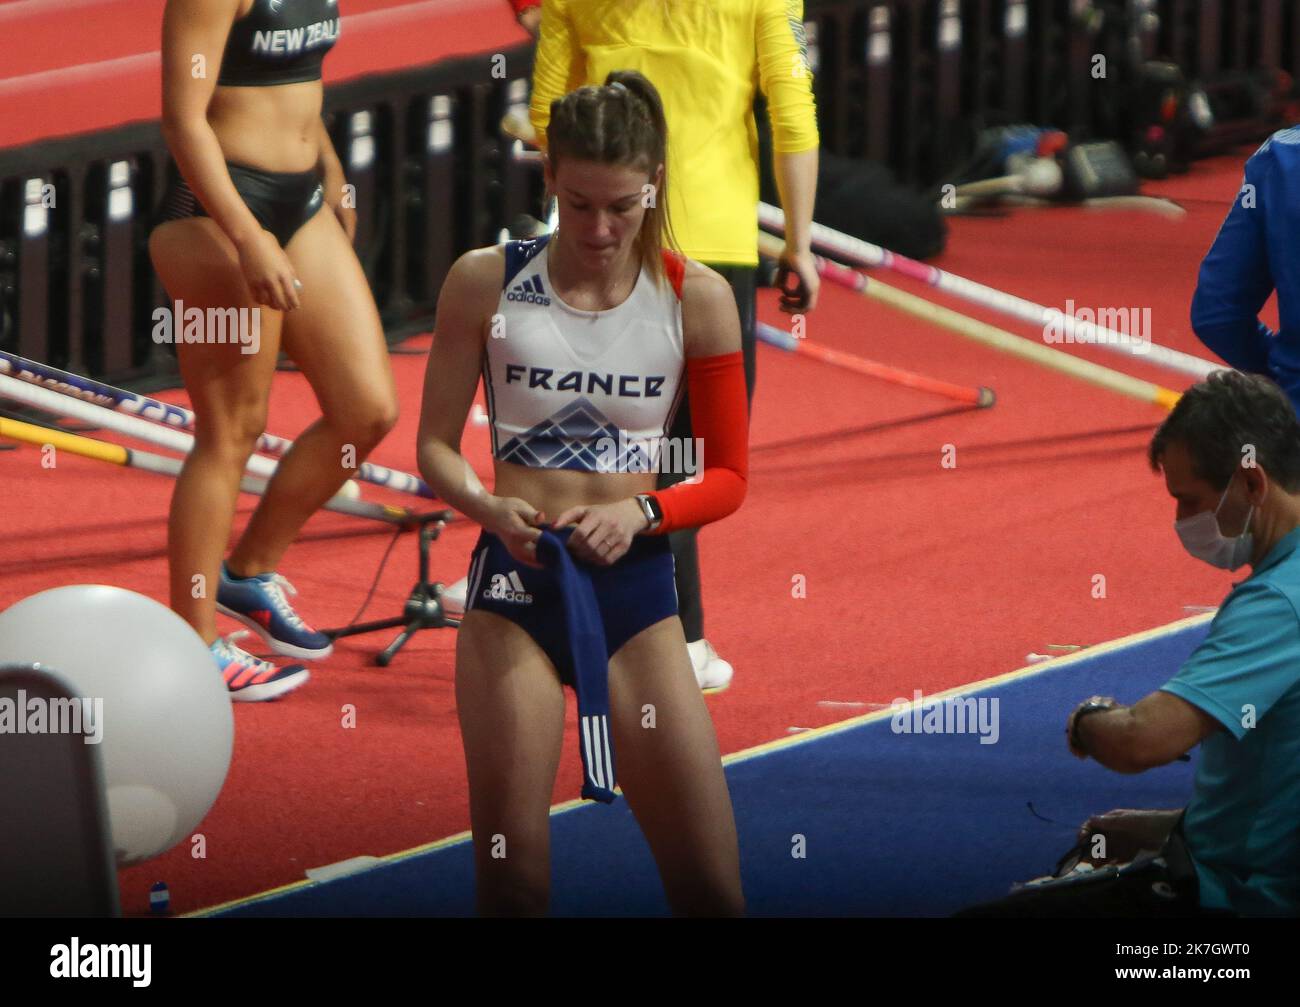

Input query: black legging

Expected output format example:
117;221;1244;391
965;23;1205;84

656;264;756;643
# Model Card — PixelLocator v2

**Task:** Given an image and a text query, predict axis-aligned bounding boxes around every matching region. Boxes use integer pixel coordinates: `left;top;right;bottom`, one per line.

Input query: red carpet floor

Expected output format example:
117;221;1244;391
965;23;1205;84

1;151;1264;915
0;0;524;148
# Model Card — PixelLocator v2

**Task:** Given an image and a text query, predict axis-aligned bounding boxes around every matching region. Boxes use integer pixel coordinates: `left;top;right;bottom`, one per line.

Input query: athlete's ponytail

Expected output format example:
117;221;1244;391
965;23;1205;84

547;69;680;288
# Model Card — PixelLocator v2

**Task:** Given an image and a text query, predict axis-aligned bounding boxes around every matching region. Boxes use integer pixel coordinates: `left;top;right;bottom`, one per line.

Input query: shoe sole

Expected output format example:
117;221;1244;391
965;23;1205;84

229;668;311;703
217;604;334;660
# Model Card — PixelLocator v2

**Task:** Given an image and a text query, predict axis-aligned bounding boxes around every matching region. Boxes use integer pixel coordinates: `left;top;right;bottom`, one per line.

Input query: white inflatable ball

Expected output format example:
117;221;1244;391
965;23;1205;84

0;585;233;866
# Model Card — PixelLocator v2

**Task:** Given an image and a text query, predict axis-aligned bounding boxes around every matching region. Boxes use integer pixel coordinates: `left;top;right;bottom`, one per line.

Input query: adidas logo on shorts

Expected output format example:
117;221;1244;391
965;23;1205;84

485;570;533;604
505;274;551;306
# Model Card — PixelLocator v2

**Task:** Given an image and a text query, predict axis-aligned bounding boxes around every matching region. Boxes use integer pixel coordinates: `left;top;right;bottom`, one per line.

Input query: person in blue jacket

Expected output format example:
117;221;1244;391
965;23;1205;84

1191;126;1300;410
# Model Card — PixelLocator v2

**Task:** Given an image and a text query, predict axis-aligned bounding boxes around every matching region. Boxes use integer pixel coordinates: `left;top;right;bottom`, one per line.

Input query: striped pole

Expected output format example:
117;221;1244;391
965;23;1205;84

0;416;415;525
0;374;424;520
0;349;434;499
756;322;994;407
758;202;1220;380
757;233;1182;411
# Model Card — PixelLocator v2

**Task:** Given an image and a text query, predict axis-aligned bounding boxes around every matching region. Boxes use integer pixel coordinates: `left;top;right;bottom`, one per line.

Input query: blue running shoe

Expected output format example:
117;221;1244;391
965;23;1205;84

216;563;334;660
210;632;310;702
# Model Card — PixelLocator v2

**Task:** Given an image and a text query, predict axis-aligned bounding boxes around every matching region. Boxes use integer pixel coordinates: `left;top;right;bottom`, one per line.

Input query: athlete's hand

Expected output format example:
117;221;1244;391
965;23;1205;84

554;499;646;567
237;229;302;312
334;202;357;244
486;495;547;569
776;245;820;314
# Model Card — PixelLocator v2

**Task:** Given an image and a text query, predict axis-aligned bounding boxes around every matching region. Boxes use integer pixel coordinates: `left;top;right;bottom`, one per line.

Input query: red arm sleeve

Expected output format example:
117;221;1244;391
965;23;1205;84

648;351;749;534
509;0;541;14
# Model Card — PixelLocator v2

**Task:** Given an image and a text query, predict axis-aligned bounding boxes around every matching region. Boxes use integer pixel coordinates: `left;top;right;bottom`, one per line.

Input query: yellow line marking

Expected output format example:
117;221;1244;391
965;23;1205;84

721;611;1213;765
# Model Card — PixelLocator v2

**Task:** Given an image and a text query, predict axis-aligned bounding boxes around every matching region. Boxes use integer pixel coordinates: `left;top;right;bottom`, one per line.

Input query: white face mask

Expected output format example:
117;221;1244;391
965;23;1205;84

1174;475;1255;571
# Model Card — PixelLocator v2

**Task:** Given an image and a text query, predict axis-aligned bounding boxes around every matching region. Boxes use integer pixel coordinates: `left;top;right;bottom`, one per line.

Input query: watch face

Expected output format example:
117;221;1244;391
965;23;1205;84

638;495;662;525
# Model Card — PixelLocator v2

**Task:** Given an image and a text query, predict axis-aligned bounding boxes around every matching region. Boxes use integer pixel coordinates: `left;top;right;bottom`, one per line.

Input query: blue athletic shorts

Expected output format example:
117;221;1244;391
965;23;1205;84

463;525;678;686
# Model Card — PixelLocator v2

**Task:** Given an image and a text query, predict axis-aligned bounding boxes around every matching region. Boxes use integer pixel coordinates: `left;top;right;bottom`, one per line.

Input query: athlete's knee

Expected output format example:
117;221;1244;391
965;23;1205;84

373;398;400;437
192;407;268;464
337;398;398;451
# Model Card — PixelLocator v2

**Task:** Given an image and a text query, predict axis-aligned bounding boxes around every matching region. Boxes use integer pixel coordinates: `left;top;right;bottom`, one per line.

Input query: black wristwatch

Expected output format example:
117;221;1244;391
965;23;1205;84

635;494;663;533
1070;698;1117;750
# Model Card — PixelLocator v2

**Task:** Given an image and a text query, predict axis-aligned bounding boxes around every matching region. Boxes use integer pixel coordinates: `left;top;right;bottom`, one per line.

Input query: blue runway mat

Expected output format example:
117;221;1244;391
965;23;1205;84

215;620;1209;917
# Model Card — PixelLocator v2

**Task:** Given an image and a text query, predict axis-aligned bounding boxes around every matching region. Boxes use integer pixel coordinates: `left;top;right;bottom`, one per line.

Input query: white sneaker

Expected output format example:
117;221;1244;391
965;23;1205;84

442;576;468;617
688;639;733;692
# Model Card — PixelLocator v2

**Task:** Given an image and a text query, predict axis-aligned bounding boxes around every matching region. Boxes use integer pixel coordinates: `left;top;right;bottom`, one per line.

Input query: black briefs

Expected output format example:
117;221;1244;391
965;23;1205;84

156;161;325;247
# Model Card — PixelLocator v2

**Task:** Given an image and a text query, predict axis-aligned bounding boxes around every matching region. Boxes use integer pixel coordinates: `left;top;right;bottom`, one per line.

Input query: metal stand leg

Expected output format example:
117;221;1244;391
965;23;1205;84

323;510;461;667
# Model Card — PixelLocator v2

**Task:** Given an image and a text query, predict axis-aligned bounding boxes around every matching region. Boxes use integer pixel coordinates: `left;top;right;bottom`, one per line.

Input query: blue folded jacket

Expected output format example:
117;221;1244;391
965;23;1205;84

534;528;617;803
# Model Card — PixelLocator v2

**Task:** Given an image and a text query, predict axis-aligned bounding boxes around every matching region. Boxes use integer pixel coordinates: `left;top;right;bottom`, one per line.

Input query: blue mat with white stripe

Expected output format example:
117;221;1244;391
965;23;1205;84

215;620;1209;917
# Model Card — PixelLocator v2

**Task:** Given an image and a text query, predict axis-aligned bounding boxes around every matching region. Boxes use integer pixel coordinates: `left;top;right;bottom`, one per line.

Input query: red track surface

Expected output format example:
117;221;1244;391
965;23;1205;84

2;152;1264;914
0;0;1272;919
0;0;523;148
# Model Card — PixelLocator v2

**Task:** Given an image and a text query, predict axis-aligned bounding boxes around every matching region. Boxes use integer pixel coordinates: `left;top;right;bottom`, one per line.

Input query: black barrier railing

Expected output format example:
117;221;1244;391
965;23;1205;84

804;0;1104;183
959;1;1031;127
317;51;541;332
0;44;538;389
1158;0;1288;79
0;123;171;386
807;0;1300;182
2;3;1297;391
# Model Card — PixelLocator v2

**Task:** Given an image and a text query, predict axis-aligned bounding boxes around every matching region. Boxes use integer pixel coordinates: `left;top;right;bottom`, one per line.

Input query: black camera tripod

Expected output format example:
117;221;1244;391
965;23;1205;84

324;509;461;666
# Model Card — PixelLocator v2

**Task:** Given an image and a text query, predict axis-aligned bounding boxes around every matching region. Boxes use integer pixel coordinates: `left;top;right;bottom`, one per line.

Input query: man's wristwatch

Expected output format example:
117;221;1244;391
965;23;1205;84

1070;698;1118;750
635;494;663;533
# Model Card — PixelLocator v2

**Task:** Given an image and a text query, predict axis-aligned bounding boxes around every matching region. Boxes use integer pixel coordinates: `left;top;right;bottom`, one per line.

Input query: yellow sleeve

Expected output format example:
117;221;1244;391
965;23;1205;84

528;0;579;153
756;0;820;154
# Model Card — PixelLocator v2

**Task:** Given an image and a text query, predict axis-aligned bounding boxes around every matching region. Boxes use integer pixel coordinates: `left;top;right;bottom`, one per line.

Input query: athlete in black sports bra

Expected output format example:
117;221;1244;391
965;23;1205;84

218;0;341;87
157;0;340;244
150;0;399;701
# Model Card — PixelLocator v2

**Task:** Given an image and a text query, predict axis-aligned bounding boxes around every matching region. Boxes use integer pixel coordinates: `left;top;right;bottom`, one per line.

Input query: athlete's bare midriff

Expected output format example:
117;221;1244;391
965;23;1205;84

491;459;657;523
206;82;324;173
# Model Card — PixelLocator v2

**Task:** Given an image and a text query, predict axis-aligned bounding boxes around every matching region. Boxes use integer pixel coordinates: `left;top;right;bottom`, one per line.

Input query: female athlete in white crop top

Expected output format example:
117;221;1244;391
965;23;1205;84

417;71;749;916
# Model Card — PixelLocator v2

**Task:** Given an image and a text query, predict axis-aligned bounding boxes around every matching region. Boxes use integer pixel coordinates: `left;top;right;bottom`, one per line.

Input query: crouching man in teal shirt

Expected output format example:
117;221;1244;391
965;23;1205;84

964;370;1300;917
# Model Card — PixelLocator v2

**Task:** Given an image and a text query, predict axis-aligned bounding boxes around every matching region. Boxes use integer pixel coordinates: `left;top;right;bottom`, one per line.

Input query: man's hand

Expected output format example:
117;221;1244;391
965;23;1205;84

553;499;648;566
1076;808;1182;866
777;245;820;313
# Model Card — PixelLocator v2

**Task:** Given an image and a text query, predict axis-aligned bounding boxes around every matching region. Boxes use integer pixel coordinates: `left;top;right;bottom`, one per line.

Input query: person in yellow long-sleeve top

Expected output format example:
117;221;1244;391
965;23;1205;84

528;0;821;691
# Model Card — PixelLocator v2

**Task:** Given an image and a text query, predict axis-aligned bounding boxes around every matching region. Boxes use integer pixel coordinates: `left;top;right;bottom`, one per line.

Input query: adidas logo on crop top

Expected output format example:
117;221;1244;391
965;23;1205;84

219;0;340;87
506;274;551;306
484;235;751;536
